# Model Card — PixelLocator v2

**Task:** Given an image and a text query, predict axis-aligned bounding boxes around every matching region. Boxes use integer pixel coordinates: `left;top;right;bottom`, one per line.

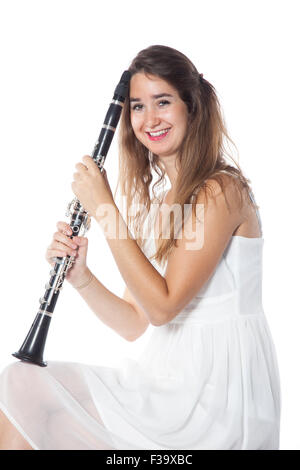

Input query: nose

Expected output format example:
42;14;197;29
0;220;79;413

144;106;160;129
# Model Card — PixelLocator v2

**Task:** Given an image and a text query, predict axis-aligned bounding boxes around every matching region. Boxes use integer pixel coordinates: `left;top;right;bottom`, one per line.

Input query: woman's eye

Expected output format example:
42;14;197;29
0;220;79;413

158;100;170;106
132;104;143;111
131;100;170;111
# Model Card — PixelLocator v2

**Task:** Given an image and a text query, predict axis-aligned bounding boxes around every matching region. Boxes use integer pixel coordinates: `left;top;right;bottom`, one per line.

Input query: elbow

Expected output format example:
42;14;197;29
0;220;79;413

124;320;150;342
124;330;141;342
123;330;143;342
149;291;184;326
149;297;185;326
149;317;162;327
125;335;138;342
150;307;178;327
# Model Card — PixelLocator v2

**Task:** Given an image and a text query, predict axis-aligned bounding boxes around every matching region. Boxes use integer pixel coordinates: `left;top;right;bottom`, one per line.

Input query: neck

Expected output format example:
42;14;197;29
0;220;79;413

158;154;179;189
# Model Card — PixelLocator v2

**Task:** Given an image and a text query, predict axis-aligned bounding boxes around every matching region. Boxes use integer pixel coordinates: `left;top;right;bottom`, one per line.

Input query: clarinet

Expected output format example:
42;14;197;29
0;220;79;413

12;70;131;367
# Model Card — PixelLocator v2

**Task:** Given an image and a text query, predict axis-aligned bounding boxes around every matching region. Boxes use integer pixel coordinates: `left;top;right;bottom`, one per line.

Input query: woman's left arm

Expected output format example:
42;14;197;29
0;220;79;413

72;156;243;326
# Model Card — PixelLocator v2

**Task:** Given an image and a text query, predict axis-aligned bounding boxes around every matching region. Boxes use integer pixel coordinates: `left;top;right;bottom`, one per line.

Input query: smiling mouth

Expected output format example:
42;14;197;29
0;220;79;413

146;128;171;141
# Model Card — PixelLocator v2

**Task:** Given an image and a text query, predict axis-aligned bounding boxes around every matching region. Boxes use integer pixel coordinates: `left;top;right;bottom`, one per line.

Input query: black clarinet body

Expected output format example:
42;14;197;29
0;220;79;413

12;71;131;367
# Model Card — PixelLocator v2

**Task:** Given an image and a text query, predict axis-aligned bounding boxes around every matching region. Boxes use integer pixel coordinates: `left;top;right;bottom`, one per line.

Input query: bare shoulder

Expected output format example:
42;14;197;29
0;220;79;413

197;173;262;239
203;173;246;205
194;173;247;229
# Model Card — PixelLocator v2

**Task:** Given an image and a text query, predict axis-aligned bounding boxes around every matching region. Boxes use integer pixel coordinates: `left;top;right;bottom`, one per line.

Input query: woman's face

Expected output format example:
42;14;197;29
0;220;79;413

129;73;188;161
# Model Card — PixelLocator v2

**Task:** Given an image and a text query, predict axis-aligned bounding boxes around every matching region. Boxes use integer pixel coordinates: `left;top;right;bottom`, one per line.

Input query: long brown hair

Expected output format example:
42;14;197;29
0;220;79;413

116;45;255;265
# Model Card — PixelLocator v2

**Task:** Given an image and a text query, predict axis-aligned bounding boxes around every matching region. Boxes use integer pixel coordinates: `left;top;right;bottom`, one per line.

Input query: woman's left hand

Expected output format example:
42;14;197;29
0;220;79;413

71;155;114;218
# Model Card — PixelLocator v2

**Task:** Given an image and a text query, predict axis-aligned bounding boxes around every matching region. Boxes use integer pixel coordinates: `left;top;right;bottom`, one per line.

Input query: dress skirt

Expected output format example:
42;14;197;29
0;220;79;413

0;310;281;450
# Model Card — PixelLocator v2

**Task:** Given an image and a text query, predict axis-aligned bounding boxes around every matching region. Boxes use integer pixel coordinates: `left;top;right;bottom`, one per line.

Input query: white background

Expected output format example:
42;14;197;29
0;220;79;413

0;0;298;450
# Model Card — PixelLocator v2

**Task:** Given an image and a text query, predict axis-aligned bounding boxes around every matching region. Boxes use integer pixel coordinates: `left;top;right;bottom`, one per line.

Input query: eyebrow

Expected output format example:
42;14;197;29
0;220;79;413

129;93;173;103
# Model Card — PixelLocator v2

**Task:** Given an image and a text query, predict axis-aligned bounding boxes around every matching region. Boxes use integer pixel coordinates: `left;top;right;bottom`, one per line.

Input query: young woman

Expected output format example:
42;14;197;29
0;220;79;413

0;45;281;450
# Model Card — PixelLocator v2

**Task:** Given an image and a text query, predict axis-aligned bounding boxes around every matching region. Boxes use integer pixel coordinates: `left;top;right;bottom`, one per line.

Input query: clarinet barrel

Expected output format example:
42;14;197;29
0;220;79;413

12;71;131;367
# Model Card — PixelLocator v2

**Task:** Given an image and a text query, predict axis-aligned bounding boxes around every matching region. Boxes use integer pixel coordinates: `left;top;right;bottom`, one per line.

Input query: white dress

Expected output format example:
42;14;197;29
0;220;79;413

0;190;281;450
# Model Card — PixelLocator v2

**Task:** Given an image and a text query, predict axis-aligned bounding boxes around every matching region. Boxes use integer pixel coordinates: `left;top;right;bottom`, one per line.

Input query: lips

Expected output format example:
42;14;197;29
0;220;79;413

146;128;171;141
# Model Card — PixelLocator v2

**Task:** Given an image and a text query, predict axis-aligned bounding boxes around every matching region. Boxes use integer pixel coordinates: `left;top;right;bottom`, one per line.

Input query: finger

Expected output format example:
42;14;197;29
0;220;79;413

49;240;77;258
82;155;98;173
101;169;111;187
71;181;78;195
46;251;77;267
56;221;72;235
75;163;88;172
47;249;77;262
73;171;81;180
46;249;68;264
46;256;56;267
72;236;88;247
53;232;78;250
48;240;76;253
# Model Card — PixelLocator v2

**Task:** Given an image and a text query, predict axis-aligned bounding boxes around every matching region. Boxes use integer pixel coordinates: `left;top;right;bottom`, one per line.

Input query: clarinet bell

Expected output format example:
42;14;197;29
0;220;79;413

12;312;51;367
12;351;47;368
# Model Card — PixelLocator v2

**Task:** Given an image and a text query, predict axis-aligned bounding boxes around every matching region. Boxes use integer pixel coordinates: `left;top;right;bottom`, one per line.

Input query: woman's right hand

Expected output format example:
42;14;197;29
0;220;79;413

45;221;90;287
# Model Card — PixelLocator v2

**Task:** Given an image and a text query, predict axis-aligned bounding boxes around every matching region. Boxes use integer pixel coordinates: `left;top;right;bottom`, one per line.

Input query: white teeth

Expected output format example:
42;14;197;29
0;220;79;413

149;128;170;137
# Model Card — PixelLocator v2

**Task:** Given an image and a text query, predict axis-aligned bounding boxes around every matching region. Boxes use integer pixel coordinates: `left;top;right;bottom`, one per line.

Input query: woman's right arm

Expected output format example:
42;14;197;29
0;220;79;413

46;221;150;342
